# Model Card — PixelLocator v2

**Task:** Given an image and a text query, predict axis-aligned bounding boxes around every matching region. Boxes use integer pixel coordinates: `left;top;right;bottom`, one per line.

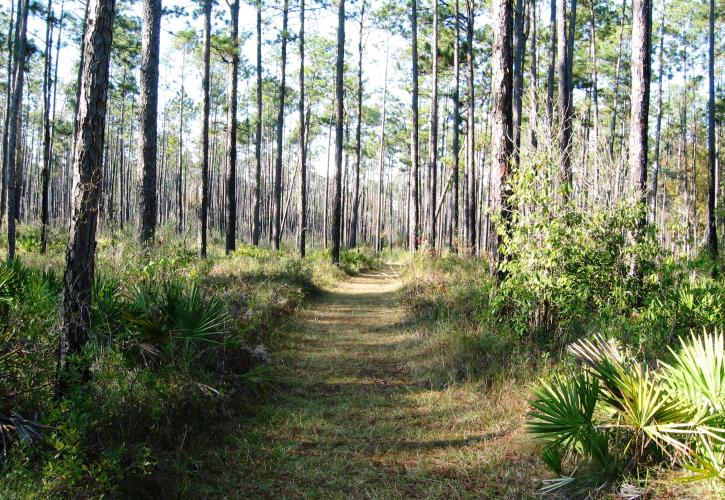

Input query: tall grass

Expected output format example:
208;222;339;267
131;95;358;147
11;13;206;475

0;232;380;497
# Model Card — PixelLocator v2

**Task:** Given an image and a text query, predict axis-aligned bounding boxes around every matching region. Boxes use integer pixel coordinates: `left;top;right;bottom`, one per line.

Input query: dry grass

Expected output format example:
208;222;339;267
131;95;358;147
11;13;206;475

190;263;548;498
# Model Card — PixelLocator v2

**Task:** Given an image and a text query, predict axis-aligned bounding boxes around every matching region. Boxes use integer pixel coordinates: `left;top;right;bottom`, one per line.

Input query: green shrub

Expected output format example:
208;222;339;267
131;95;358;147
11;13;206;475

1;233;355;497
636;266;725;350
92;275;126;342
125;281;231;358
0;261;59;459
233;244;281;261
528;331;725;494
497;202;649;342
339;248;379;274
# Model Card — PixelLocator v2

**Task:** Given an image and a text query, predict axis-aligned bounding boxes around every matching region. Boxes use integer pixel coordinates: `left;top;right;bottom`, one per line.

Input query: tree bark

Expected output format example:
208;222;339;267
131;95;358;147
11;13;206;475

408;0;419;252
252;0;263;245
40;0;54;253
629;0;651;227
324;115;331;248
546;0;555;131
651;1;665;222
589;0;600;198
707;0;718;269
272;0;289;250
556;0;574;200
137;0;161;245
298;0;307;257
490;0;514;277
48;0;64;228
376;41;389;253
608;0;626;163
529;0;538;149
176;45;185;234
60;0;115;388
426;0;439;250
225;0;239;254
0;0;15;231
331;0;345;264
198;0;211;257
512;0;527;168
350;0;366;248
5;0;28;262
465;0;476;254
452;0;460;251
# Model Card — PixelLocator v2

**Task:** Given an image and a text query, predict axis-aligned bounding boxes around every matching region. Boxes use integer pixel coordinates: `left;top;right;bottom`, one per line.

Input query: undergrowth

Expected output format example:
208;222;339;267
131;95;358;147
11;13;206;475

0;227;378;497
398;204;724;496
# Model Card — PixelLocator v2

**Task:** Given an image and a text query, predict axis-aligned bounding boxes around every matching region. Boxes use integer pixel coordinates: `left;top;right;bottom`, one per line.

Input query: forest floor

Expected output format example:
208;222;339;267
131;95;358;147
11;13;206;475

199;264;546;498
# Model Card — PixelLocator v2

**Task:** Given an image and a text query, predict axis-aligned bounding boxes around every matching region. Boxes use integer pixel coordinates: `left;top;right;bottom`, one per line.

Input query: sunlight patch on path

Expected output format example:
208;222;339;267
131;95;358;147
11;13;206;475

226;264;542;499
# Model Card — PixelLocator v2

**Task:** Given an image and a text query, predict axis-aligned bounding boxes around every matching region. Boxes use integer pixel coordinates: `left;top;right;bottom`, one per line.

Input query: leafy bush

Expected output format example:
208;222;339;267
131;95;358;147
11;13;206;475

0;240;331;496
125;281;231;360
339;248;379;274
490;162;724;355
528;331;725;494
0;261;59;458
92;275;126;342
637;264;725;349
497;200;651;342
233;244;282;261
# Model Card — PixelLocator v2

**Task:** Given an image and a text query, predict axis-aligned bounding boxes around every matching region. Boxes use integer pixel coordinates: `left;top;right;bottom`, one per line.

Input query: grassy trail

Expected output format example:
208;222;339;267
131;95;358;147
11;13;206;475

213;265;542;498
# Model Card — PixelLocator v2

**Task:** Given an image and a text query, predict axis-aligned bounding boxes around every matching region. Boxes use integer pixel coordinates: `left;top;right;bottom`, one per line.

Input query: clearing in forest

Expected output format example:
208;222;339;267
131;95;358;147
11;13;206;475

215;264;543;498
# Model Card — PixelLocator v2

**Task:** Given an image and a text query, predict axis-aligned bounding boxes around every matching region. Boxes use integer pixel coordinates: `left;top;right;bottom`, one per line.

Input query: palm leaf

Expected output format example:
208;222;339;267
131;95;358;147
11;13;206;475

660;330;724;414
528;373;600;453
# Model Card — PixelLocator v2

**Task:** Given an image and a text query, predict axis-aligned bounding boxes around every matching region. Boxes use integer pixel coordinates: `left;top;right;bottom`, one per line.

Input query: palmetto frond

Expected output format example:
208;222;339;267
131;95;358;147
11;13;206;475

126;281;230;350
528;374;599;447
530;331;725;491
660;330;725;415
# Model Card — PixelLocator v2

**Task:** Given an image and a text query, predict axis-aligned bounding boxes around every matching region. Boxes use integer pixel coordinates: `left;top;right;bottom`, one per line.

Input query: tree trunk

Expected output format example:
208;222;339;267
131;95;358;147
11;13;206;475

556;0;574;199
252;0;263;246
40;0;54;253
512;0;527;168
426;0;439;250
408;0;419;252
529;0;538;149
608;0;626;163
331;0;345;264
651;1;665;222
60;0;115;389
452;0;460;251
225;0;239;254
272;0;289;250
707;0;718;269
48;0;64;228
137;0;161;245
0;0;16;231
118;84;127;229
546;0;555;131
324;115;331;247
350;0;366;248
465;0;476;254
177;47;185;234
198;0;211;257
490;0;514;277
629;0;651;227
70;0;91;175
297;0;307;257
5;0;28;262
589;0;599;196
375;43;388;252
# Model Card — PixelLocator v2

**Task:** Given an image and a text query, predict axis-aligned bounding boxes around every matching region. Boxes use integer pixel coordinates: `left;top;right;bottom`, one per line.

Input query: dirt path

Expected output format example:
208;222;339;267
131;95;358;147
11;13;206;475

223;265;541;498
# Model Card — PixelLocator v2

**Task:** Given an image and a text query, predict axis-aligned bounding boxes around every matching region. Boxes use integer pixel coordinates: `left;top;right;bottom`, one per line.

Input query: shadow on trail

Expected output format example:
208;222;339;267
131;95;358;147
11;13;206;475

228;265;540;498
